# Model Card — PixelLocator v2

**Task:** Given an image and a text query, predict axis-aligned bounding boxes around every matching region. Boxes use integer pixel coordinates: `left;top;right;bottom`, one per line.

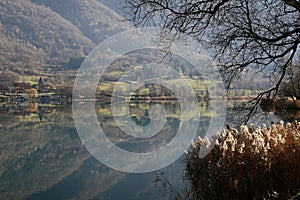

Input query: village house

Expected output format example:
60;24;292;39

12;82;32;94
0;77;67;104
0;82;10;95
34;84;53;93
33;77;54;93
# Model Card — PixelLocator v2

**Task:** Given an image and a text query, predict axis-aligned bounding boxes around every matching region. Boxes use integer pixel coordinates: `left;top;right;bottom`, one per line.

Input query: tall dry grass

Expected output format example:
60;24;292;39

185;121;300;200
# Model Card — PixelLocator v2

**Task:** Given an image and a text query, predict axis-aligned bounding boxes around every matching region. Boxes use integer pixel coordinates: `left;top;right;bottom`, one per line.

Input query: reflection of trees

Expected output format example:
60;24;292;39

0;106;79;199
0;105;73;128
260;98;300;122
0;113;21;129
96;102;211;153
24;102;39;112
0;105;140;199
0;123;89;199
0;102;213;199
274;109;300;122
0;103;182;199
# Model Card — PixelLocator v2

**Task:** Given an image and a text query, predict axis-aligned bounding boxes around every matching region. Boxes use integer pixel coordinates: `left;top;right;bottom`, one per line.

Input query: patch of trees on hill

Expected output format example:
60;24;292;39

0;0;127;72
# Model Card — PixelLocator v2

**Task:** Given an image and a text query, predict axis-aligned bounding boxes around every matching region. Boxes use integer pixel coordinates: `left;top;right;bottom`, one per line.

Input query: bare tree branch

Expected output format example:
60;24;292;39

123;0;300;122
283;0;300;11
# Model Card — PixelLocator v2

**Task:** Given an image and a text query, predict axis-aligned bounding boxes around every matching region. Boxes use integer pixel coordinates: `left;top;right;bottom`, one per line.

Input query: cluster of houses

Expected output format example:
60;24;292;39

0;78;69;104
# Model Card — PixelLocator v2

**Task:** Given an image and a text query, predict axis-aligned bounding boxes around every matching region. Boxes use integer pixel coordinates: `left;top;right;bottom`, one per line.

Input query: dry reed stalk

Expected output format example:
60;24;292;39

185;121;300;200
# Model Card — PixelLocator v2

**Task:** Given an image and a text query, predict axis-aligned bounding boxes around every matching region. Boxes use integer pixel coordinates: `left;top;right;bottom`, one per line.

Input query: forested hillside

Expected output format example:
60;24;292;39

0;0;127;73
31;0;126;44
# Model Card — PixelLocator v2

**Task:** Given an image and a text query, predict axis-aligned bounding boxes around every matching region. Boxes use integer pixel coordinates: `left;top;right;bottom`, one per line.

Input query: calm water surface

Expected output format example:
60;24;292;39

0;101;292;200
0;102;215;200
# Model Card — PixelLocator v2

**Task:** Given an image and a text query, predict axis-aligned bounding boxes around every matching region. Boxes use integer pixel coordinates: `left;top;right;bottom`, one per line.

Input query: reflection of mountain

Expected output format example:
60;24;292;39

27;158;127;200
96;102;211;153
26;156;185;200
0;106;145;200
0;122;89;199
0;107;160;199
0;102;212;199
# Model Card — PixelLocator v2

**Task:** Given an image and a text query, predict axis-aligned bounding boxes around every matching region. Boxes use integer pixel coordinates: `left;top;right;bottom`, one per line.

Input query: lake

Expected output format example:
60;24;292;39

0;101;297;200
0;101;216;200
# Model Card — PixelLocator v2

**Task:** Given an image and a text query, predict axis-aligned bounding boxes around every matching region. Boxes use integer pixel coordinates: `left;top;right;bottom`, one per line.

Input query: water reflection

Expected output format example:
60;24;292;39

273;109;300;122
0;105;87;199
0;102;213;199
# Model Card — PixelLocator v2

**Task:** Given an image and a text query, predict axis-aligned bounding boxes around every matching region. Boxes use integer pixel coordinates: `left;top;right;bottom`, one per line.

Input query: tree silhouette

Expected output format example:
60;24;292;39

124;0;300;122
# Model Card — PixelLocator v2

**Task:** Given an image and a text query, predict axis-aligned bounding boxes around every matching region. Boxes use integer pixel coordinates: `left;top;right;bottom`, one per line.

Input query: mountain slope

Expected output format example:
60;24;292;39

31;0;127;44
0;0;130;72
100;0;126;16
0;0;94;68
